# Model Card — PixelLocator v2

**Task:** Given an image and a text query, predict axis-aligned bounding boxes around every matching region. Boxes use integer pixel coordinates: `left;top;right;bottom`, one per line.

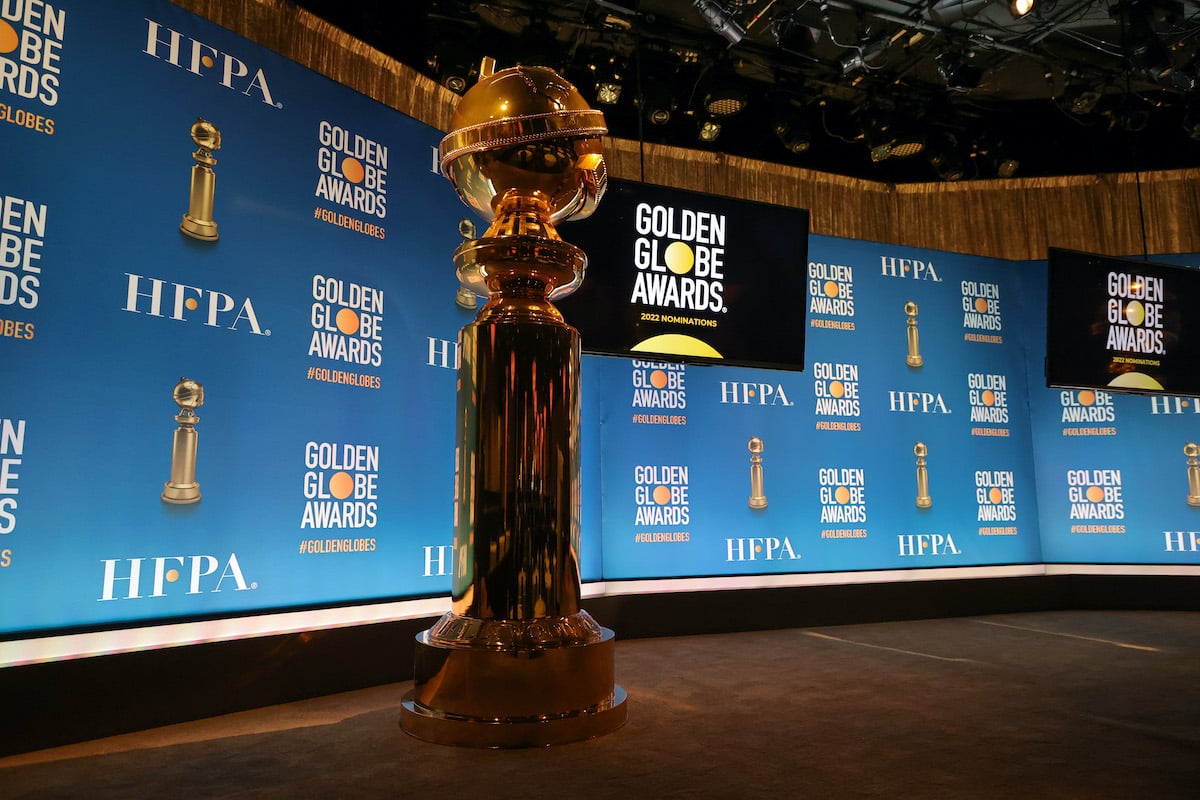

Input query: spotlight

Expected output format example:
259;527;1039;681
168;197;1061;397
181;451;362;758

859;111;924;162
773;116;811;154
427;37;477;94
1059;83;1101;115
936;51;983;89
704;78;748;117
1010;0;1035;16
698;119;722;142
588;54;625;105
930;149;964;181
694;0;746;45
636;81;677;125
841;39;888;75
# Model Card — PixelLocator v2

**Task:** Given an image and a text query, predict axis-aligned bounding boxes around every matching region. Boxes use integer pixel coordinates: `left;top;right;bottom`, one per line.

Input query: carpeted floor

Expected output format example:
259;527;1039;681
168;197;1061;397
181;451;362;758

2;610;1198;798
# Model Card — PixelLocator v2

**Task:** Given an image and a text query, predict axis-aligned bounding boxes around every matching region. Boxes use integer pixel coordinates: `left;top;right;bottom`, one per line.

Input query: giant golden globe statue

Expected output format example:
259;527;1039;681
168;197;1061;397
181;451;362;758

399;60;627;747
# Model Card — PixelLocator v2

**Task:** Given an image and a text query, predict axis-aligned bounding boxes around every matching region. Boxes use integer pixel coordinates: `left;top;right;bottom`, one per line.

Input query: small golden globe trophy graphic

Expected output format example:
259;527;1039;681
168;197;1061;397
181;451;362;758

399;58;626;747
914;441;932;509
162;378;204;504
180;118;221;241
1185;442;1200;507
748;436;767;509
905;301;923;367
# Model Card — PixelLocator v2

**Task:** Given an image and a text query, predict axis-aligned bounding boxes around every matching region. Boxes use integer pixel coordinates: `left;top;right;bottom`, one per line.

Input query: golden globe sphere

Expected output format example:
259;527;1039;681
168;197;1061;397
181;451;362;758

439;65;607;226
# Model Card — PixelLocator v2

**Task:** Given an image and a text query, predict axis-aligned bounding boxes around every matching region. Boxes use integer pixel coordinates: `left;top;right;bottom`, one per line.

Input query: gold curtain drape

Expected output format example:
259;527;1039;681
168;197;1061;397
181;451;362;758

174;0;1200;261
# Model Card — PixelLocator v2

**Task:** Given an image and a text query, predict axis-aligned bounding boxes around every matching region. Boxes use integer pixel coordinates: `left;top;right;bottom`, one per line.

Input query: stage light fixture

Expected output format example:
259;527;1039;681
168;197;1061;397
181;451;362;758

636;81;677;126
1010;0;1035;16
698;119;722;142
773;115;811;154
936;51;983;89
694;0;747;45
1059;83;1102;115
704;80;749;117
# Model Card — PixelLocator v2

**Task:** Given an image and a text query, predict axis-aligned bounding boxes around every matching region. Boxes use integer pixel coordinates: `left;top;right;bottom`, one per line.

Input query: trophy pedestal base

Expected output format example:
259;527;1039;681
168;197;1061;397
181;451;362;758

162;481;200;504
181;216;218;241
399;626;627;748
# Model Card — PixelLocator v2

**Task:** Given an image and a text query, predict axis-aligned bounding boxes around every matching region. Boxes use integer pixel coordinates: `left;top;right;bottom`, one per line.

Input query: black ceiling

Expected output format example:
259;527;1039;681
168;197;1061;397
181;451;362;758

290;0;1200;183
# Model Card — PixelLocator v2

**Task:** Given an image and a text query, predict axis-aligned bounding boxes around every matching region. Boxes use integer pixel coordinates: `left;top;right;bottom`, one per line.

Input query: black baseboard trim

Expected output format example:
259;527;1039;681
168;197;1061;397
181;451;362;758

3;573;1197;757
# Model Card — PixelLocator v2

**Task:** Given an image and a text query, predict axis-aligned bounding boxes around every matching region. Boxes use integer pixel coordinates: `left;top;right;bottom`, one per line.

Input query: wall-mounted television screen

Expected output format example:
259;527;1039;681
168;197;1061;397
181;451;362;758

1046;248;1200;395
557;179;809;371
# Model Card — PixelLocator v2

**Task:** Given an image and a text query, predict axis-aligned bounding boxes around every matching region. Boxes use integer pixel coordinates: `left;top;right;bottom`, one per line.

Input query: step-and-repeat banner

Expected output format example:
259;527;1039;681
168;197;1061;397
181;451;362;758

2;0;1198;638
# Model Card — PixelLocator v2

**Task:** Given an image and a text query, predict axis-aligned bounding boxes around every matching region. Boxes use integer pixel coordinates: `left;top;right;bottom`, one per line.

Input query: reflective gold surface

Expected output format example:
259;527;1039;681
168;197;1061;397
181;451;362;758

162;378;203;505
905;301;923;368
748;437;767;510
180;118;220;242
401;63;625;747
1185;442;1200;507
915;441;932;509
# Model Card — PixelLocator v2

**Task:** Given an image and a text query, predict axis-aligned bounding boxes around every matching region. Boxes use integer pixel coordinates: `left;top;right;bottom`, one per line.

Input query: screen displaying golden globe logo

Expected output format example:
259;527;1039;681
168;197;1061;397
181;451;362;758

558;178;809;370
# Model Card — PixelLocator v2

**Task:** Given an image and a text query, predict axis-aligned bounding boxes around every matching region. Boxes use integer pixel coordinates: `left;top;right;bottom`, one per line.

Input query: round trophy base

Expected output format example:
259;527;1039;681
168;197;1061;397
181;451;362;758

162;481;200;504
399;626;627;748
180;216;219;241
906;356;924;367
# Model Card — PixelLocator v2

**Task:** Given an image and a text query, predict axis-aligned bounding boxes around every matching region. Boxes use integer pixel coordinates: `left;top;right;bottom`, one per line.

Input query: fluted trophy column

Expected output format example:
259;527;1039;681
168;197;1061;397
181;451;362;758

399;60;627;747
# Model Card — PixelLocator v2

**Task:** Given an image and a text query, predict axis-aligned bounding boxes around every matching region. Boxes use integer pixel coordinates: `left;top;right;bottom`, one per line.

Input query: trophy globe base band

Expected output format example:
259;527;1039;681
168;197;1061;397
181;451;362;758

180;215;218;241
399;624;627;748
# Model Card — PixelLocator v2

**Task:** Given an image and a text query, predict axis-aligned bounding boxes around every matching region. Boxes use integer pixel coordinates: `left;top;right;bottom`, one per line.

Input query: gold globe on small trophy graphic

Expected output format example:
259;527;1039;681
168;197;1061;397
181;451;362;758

399;58;626;747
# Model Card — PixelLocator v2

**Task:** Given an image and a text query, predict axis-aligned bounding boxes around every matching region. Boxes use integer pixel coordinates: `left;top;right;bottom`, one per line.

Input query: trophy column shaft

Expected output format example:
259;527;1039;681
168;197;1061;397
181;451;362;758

452;317;582;621
170;426;198;486
189;166;215;221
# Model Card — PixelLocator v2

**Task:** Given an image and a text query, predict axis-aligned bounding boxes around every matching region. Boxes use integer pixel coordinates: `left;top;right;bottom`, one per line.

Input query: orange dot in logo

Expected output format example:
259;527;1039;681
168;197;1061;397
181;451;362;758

830;380;845;399
165;569;180;583
336;308;359;335
185;298;199;311
982;389;995;406
1078;390;1096;406
0;21;18;53
1086;485;1105;503
201;54;215;68
342;157;365;184
653;485;671;505
824;280;839;298
989;487;1003;504
650;370;668;389
974;297;989;313
330;471;354;500
834;486;850;504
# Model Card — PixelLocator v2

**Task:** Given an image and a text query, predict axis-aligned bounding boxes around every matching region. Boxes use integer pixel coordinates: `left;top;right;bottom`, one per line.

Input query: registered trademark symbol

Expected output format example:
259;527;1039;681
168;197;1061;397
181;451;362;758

265;329;272;336
276;102;283;109
251;581;259;589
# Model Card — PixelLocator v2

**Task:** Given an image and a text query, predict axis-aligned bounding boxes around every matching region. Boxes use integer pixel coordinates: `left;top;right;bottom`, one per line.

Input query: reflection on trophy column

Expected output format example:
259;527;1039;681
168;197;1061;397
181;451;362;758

180;118;221;241
748;437;767;509
162;378;204;504
905;301;923;367
1186;442;1200;507
454;219;478;309
914;441;932;509
400;59;626;747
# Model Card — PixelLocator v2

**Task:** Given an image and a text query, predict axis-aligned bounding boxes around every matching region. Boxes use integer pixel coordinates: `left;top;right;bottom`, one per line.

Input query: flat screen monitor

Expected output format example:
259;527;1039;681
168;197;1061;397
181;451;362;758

557;179;809;371
1045;247;1200;394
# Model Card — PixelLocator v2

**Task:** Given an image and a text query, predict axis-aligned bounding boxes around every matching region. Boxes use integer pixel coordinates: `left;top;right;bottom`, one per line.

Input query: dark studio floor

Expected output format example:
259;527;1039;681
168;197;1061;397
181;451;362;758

2;610;1198;798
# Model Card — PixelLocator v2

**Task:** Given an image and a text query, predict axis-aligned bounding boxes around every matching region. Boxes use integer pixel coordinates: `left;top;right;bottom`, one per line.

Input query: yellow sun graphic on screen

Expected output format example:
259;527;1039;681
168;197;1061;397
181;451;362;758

1077;390;1096;406
1123;300;1145;326
829;380;845;398
653;486;671;505
1108;372;1163;391
824;281;839;298
974;297;989;313
1085;486;1105;503
664;241;693;275
834;486;850;504
982;390;995;406
650;370;668;388
342;157;365;184
632;334;722;359
989;487;1003;504
336;308;359;335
